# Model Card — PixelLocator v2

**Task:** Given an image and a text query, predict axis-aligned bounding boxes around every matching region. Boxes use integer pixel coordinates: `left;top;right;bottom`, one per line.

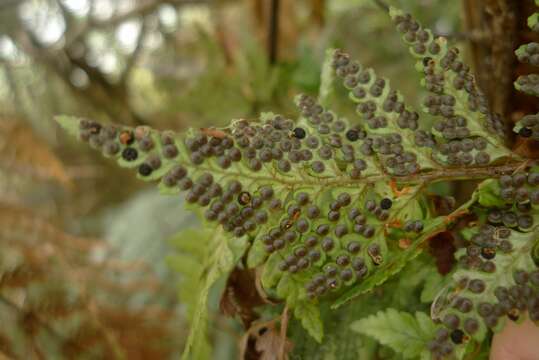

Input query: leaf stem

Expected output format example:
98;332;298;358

279;305;289;360
192;160;526;189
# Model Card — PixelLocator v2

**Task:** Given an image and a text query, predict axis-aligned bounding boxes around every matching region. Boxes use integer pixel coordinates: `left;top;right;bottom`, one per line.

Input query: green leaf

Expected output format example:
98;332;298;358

334;191;479;308
420;271;445;303
55;115;83;137
289;269;436;360
276;274;300;307
54;78;488;318
528;12;538;30
169;228;247;360
246;237;269;268
261;252;285;291
515;75;539;97
477;179;505;208
389;7;512;164
332;48;439;173
333;213;444;308
60;108;444;329
426;172;539;358
318;48;336;107
432;228;538;342
294;301;324;343
351;308;437;359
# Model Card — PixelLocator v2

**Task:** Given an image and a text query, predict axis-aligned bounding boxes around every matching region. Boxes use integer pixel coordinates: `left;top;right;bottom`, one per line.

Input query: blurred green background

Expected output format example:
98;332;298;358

0;0;462;358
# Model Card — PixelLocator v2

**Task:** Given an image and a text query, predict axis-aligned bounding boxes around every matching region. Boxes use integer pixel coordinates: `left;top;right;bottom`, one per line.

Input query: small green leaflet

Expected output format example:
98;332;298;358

318;48;336;107
294;301;324;343
351;308;437;360
263;255;324;342
476;179;506;208
168;228;248;360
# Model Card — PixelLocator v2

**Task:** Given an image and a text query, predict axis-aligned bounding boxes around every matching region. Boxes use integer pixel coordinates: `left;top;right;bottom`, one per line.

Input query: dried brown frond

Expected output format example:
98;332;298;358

0;202;184;358
0;118;71;187
0;264;43;289
0;331;15;359
0;203;98;252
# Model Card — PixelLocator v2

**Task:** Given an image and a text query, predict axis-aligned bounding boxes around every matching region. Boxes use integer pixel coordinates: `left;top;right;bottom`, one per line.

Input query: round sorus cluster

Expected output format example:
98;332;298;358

459;223;514;271
393;11;506;140
79;120;159;164
185;129;236;168
438;136;490;166
515;74;539;98
363;197;394;222
296;94;375;178
269;190;395;300
304;254;369;299
392;12;437;57
516;113;539;140
230;113;326;175
487;208;533;230
467;269;539;329
370;134;421;175
517;42;539;67
404;220;424;233
199;182;279;238
498;171;539;205
436;224;539;358
331;49;429;175
332;51;409;131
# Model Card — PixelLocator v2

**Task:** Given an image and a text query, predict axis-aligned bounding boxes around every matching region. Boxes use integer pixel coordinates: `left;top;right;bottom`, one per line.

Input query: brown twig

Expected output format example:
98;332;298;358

120;18;149;86
268;0;280;65
278;305;289;360
372;0;389;12
177;157;526;190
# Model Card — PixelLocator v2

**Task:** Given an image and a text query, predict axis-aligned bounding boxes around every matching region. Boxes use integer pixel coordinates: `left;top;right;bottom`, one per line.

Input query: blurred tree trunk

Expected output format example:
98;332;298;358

455;0;539;203
462;0;539;122
461;0;517;118
246;0;325;63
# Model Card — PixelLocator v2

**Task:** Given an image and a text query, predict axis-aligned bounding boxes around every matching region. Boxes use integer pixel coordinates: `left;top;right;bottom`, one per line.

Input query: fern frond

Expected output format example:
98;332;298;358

513;5;539;139
423;171;539;358
54;5;538;350
389;7;512;167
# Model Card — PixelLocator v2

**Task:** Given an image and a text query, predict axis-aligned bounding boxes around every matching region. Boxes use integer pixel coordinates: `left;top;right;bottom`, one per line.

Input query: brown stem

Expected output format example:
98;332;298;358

268;0;280;65
120;18;149;86
461;0;519;118
187;158;527;190
389;161;525;184
372;0;389;12
278;305;289;360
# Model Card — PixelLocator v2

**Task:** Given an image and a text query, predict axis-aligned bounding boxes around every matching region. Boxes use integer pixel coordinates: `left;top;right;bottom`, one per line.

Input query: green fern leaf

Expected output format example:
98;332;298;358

389;7;512;166
423;170;539;359
351;308;437;359
54;6;530;347
167;228;247;360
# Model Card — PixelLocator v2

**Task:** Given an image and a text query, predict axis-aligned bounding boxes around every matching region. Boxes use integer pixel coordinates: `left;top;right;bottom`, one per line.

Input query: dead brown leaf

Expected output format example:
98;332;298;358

428;231;457;275
239;318;293;360
255;326;293;360
220;267;266;328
